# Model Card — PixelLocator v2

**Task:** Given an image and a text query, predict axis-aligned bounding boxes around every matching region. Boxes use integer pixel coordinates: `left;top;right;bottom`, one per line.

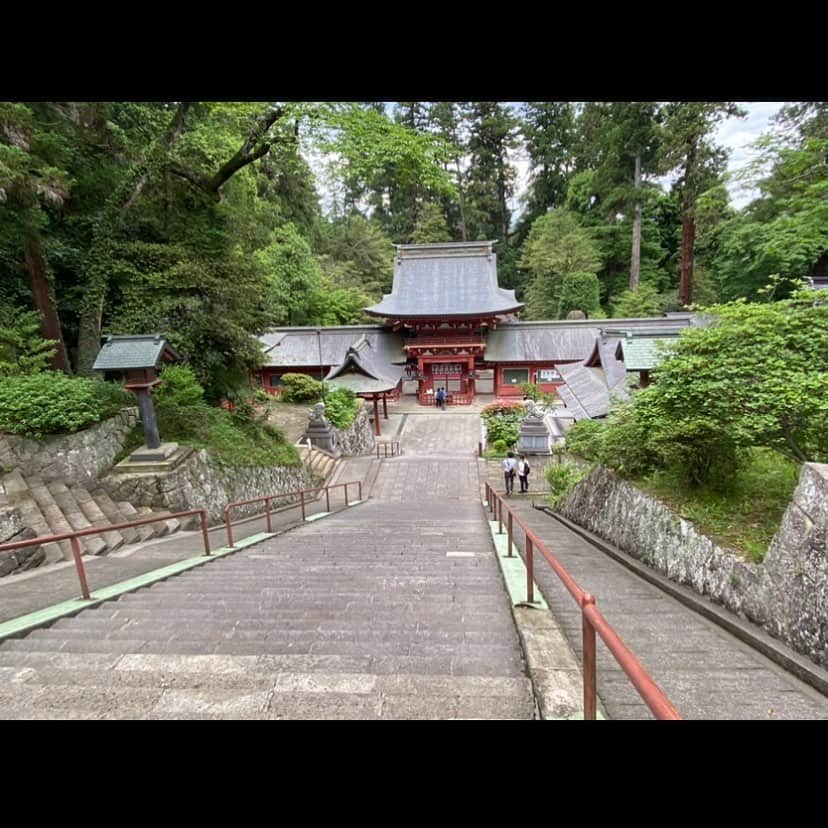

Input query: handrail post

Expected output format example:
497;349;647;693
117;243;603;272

582;594;597;720
200;510;211;556
70;535;91;600
344;483;349;507
265;497;272;533
497;499;503;534
300;490;306;521
325;486;331;513
358;481;362;501
526;536;534;604
507;511;513;558
225;507;234;548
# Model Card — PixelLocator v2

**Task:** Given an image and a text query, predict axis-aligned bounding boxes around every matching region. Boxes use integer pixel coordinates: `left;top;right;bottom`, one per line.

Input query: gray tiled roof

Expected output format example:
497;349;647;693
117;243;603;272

557;362;612;419
326;334;405;394
259;327;405;369
365;242;523;319
485;324;599;363
92;335;179;371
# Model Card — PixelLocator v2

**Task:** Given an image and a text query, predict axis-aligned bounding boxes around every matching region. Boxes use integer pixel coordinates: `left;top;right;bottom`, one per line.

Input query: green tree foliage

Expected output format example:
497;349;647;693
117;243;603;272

714;104;828;301
610;283;662;318
324;386;360;429
279;373;324;403
463;102;520;242
0;309;56;375
411;201;452;244
594;290;828;487
558;271;604;319
520;209;601;319
315;215;395;299
518;102;576;233
659;102;745;305
154;364;205;407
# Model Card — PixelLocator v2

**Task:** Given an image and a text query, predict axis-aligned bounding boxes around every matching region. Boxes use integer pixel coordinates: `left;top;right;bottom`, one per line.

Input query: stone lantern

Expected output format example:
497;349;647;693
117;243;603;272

93;334;183;467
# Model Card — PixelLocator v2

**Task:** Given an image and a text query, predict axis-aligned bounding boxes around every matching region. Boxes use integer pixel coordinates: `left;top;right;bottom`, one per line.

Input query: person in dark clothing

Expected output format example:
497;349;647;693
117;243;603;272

517;454;530;493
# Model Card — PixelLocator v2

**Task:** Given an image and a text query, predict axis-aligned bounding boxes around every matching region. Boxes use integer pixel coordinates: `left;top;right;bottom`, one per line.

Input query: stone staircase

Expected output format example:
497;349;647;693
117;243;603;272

0;470;181;569
302;445;340;488
0;498;535;719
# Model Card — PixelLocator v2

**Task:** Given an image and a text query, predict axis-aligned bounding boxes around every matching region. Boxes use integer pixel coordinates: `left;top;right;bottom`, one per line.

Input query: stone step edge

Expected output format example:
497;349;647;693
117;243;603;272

484;499;605;721
0;532;276;644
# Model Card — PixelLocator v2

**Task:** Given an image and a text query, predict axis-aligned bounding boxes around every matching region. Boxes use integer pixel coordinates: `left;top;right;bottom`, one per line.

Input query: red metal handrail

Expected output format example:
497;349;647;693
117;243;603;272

484;481;681;721
223;480;363;548
376;441;401;458
0;508;210;602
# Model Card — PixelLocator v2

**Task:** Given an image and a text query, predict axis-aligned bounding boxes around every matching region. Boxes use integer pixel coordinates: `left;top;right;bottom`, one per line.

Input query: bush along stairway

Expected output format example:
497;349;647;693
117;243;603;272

0;470;181;575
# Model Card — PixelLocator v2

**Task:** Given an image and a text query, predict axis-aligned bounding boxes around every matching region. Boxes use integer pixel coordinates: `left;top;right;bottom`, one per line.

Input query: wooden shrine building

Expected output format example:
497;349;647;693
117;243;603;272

253;241;693;414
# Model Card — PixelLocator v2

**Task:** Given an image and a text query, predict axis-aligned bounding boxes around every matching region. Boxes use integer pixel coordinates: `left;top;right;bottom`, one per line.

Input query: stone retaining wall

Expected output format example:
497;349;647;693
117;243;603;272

558;463;828;668
332;404;375;456
0;408;138;485
102;449;309;525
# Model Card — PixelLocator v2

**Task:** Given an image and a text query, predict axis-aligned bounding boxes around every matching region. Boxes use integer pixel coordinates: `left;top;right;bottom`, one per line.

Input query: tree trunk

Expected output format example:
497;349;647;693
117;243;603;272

679;200;696;307
455;157;468;242
630;155;642;291
76;293;105;376
24;236;70;373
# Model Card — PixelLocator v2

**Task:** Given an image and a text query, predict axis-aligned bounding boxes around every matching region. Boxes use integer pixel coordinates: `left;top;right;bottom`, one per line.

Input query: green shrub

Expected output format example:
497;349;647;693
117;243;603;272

0;309;57;376
0;373;133;439
154;364;205;408
492;439;508;454
325;386;360;429
280;373;324;403
564;419;606;462
482;400;524;449
154;400;299;468
520;382;540;401
546;461;586;509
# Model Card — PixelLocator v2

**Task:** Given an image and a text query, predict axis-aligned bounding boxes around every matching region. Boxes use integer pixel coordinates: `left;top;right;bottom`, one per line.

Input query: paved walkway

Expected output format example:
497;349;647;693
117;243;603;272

0;414;534;719
496;496;828;720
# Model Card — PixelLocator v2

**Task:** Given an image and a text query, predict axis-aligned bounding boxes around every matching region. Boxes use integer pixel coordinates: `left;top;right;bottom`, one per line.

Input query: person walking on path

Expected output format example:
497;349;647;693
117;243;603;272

517;454;530;493
502;451;517;495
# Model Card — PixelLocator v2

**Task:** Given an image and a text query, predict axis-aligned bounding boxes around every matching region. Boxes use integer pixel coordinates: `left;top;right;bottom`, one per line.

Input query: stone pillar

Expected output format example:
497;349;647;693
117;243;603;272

135;388;161;449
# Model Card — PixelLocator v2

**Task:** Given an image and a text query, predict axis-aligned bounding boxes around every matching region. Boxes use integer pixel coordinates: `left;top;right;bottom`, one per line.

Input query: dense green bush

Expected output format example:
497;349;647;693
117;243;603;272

492;439;509;454
0;309;57;376
148;400;300;467
482;400;524;449
280;373;324;402
546;461;586;509
563;419;606;461
0;373;133;439
325;387;360;429
154;364;205;407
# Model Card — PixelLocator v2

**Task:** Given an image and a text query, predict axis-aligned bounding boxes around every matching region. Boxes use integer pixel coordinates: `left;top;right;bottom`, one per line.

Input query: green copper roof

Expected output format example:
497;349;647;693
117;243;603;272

92;335;179;371
617;337;676;371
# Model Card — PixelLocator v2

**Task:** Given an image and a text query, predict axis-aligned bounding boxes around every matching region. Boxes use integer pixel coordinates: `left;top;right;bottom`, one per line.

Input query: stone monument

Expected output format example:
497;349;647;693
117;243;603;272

516;399;552;455
302;402;341;456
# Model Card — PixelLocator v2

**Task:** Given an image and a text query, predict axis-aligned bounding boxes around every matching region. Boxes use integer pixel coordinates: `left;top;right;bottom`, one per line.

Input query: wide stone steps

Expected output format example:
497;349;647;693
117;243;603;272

0;471;182;573
0;489;534;718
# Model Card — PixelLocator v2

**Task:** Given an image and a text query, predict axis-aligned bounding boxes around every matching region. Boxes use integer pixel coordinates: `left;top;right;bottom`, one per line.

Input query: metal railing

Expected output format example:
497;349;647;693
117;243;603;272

484;481;681;720
376;441;401;458
0;509;210;602
223;480;362;548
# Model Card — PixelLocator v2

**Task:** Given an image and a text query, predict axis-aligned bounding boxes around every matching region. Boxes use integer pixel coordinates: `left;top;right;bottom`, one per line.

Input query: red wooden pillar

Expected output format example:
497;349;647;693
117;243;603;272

382;394;388;419
373;395;381;436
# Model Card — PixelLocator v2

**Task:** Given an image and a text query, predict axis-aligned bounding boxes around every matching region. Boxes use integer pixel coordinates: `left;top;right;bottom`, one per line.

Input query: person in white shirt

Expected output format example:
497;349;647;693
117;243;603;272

502;451;517;495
